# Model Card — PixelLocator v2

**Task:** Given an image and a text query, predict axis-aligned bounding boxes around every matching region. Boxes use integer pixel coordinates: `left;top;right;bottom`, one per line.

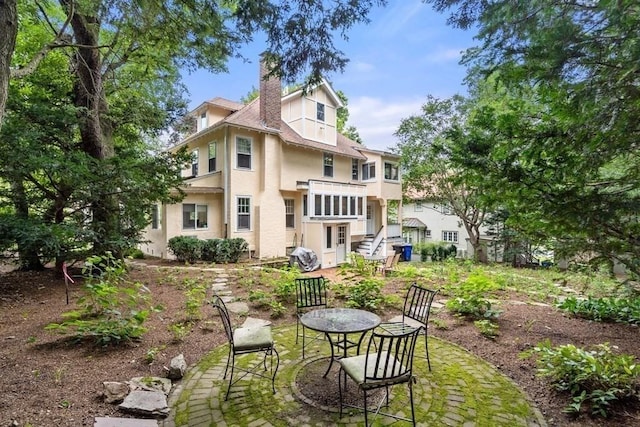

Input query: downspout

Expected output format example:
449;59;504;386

224;125;229;238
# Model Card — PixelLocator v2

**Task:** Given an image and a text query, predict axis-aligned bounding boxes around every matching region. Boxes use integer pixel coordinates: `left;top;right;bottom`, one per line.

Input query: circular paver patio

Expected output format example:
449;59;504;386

161;325;546;426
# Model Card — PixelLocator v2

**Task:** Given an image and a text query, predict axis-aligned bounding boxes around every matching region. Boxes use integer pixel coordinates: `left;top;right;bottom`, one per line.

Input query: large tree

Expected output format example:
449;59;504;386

1;0;387;267
427;0;640;276
394;95;488;261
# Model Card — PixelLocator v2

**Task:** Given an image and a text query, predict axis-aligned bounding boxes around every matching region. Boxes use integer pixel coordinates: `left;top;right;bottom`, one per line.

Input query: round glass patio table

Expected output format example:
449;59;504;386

300;308;381;377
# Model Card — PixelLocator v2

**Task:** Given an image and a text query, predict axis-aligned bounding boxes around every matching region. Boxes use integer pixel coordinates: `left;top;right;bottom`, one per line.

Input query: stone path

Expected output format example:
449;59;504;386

107;263;547;427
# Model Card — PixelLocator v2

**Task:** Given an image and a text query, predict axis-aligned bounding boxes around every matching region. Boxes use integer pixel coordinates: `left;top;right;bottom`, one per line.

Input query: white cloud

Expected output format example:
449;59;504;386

424;48;465;64
347;96;424;152
374;1;425;36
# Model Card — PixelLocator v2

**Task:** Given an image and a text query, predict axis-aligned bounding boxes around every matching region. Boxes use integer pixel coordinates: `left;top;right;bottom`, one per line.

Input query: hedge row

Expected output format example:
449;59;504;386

167;236;248;264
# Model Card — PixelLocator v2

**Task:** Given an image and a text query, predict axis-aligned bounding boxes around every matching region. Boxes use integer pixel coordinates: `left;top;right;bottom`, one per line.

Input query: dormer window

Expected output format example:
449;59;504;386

200;111;207;130
317;102;325;122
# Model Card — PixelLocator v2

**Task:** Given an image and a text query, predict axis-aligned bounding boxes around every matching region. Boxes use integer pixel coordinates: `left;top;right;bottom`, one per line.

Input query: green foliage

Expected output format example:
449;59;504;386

45;254;157;345
269;267;299;303
268;301;286;319
418;242;458;262
556;297;640;325
426;0;640;276
339;252;376;277
167;236;203;263
523;340;640;417
474;319;499;339
184;280;207;321
248;290;270;308
168;321;191;342
346;278;385;311
445;270;501;319
171;237;248;264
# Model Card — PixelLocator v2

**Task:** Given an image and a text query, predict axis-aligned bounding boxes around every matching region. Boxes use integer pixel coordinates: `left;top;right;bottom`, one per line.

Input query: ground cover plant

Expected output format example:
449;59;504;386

0;258;639;426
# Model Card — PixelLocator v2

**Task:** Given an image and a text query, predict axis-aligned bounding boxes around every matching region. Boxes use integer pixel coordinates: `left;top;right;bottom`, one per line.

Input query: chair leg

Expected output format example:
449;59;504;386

363;389;369;426
409;378;416;426
223;346;232;379
425;333;432;371
270;347;280;394
296;317;300;344
225;352;235;400
338;368;344;418
302;326;306;359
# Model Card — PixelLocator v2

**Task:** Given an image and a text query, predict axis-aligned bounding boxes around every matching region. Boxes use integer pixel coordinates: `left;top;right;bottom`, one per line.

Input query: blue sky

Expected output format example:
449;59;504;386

181;1;477;152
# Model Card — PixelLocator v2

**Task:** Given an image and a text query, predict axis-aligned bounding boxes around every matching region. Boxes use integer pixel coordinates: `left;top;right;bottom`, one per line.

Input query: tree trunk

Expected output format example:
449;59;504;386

12;179;45;270
0;0;18;127
63;2;119;255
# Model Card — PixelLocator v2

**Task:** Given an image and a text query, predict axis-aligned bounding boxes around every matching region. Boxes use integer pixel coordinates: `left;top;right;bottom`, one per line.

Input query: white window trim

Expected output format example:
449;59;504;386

236;196;251;231
442;230;458;243
384;161;399;182
323;153;334;178
362;162;376;181
182;203;208;230
285;199;295;228
235;136;253;170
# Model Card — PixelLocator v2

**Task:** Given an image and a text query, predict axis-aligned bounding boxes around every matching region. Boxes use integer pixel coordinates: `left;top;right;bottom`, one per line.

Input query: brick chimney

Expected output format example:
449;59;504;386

259;56;281;130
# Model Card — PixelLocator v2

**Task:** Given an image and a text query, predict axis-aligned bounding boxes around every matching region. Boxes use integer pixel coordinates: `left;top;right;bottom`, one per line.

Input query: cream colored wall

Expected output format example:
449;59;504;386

140;227;167;258
180;129;226;181
283;88;337;146
279;144;354;190
255;133;287;258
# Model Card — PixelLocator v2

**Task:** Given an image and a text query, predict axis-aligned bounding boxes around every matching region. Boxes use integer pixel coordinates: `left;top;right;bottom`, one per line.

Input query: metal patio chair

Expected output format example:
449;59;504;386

212;296;279;400
338;322;421;426
295;276;327;358
383;283;439;371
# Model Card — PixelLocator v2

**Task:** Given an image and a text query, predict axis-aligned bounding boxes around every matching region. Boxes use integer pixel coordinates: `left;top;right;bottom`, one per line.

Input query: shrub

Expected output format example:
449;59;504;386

445;270;501;319
346;278;385;311
167;236;203;263
228;238;248;263
420;242;457;262
523;340;640;417
556;296;640;325
46;253;158;346
201;239;221;262
474;319;499;339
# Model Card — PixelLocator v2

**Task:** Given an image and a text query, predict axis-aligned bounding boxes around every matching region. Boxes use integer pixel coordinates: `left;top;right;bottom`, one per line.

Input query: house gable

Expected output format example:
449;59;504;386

281;79;342;147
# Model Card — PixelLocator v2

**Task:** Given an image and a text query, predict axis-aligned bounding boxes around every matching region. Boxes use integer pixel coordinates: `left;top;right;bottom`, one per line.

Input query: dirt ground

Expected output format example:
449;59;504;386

0;260;638;427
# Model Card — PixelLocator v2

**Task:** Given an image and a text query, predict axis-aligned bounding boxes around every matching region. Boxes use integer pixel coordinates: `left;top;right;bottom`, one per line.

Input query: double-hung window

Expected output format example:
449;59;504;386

236;137;252;169
151;204;161;229
351;159;359;180
317;102;325;122
208;142;216;172
237;197;251;230
183;204;207;229
384;162;399;181
323;153;333;177
442;231;458;243
191;149;199;177
285;199;295;228
362;162;375;180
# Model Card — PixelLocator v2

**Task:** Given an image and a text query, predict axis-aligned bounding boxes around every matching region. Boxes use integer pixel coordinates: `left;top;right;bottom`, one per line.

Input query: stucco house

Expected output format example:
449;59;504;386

141;61;403;268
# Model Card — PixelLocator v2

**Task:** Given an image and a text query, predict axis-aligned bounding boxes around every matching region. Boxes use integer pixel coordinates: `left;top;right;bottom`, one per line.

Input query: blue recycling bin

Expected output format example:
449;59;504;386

402;244;413;262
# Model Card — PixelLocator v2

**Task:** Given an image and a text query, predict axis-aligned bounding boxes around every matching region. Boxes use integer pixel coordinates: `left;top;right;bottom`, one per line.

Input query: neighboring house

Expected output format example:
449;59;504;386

402;199;501;261
141;60;403;268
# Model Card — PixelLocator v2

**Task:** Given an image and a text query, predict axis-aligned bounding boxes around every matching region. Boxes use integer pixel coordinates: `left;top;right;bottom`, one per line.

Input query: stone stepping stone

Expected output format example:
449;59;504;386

119;390;169;417
94;417;158;427
241;317;272;328
211;284;231;294
226;301;249;314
